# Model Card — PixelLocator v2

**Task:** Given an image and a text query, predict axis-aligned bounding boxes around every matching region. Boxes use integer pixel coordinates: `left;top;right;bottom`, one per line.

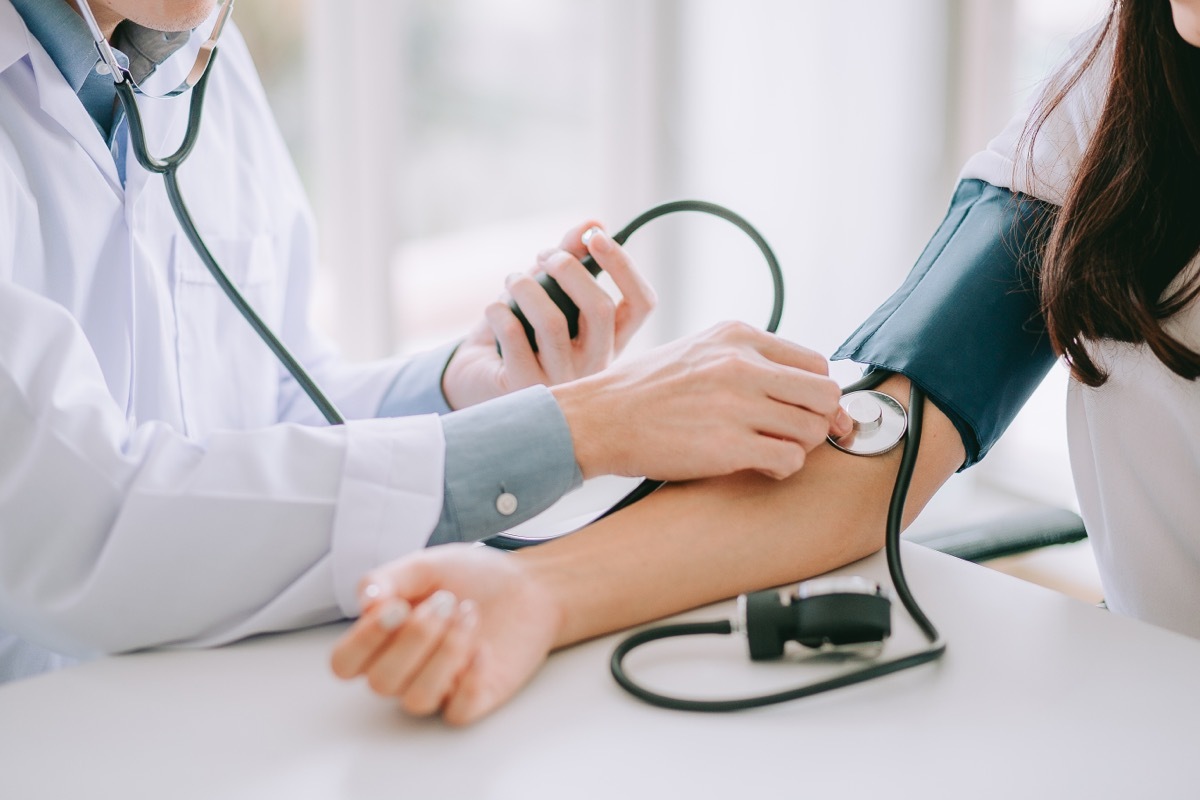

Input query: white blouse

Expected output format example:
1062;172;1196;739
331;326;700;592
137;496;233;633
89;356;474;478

961;26;1200;639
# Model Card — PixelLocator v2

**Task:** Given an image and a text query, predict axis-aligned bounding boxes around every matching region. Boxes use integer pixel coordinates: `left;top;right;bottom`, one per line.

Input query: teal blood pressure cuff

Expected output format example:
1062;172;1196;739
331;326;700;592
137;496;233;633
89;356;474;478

833;179;1059;469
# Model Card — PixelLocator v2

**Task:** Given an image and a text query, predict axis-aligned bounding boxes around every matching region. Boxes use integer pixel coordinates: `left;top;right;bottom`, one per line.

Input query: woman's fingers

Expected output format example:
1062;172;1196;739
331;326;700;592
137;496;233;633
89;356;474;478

331;544;560;726
441;657;496;727
332;556;447;681
399;600;480;716
334;591;484;718
364;589;459;697
359;554;445;610
330;599;411;679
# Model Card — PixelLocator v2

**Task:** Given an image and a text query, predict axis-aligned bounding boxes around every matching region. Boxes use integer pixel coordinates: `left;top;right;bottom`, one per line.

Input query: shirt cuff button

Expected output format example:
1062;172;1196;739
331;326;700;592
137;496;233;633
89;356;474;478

496;492;518;516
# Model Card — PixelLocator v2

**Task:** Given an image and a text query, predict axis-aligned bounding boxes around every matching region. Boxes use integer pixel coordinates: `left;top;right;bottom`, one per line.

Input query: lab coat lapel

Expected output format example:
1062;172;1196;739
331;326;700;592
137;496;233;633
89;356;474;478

0;2;25;74
0;0;199;197
14;24;124;193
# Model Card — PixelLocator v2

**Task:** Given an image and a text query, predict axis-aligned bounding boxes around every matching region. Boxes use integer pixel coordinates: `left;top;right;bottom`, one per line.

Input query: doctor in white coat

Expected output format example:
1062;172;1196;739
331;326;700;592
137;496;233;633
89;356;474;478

0;0;850;681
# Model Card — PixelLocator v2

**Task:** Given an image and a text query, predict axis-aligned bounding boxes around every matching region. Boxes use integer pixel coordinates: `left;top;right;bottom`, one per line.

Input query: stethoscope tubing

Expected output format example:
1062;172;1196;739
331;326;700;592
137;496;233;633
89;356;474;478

486;199;787;548
608;380;946;712
116;53;347;426
108;27;943;711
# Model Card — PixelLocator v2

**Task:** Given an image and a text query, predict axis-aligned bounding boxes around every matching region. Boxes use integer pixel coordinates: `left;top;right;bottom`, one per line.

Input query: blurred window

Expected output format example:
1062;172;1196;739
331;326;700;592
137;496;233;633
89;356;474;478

239;1;1111;509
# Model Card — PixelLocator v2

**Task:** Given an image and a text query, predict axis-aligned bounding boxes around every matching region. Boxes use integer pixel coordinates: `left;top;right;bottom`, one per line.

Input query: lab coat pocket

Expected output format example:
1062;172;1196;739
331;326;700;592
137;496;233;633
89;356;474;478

173;234;283;437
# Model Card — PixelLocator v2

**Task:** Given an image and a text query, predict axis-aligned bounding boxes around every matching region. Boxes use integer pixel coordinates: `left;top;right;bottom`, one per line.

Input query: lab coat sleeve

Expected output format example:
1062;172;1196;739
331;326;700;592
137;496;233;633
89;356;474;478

375;341;459;417
0;279;444;657
432;386;583;545
375;349;585;546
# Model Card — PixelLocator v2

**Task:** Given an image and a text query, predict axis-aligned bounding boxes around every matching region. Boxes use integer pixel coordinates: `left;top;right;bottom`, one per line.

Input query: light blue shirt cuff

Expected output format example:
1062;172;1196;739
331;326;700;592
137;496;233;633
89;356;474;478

429;385;583;545
376;342;459;418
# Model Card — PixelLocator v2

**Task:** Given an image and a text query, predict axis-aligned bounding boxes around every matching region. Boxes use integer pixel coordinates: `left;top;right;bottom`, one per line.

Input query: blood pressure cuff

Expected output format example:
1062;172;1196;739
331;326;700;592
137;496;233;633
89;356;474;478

832;178;1059;469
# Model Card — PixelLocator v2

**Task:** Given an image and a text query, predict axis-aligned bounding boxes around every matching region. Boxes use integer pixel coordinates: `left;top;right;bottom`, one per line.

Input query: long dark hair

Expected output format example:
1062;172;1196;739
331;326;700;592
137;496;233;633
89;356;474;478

1029;0;1200;387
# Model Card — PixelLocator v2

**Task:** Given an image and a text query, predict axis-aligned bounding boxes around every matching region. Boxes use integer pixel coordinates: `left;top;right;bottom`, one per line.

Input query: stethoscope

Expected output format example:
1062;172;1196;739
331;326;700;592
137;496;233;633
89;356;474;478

74;0;345;426
610;376;947;712
74;0;944;712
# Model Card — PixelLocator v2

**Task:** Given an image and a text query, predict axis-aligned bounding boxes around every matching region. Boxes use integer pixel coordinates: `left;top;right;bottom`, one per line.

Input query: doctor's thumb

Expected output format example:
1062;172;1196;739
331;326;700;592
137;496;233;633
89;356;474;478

832;407;854;438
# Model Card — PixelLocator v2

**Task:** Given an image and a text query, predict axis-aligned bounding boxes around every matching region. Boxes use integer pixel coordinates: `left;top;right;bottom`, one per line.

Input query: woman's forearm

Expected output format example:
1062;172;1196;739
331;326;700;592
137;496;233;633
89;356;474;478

519;376;967;648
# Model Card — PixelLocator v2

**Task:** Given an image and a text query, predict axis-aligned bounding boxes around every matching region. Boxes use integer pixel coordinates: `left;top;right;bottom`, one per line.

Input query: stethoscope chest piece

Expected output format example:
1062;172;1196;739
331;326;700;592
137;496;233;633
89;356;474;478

828;390;908;456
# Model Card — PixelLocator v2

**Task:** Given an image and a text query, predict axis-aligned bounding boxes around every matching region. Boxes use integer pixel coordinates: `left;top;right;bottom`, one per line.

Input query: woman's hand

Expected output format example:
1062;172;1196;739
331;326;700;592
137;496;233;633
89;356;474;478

330;544;562;726
441;220;657;410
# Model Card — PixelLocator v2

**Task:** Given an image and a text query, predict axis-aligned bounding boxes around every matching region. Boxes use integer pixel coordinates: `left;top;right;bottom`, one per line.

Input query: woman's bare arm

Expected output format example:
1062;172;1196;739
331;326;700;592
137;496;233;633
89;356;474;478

521;374;966;647
330;374;966;723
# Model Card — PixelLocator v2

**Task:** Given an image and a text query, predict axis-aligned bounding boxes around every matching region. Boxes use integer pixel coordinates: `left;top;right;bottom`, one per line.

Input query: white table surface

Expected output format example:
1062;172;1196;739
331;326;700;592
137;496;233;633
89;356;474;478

1;542;1197;800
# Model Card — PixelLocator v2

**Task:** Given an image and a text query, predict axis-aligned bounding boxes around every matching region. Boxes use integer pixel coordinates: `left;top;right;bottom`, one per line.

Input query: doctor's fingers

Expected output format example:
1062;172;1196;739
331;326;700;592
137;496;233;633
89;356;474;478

484;301;546;388
741;436;811;481
502;272;578;381
750;398;841;454
755;362;844;420
542;251;616;369
364;590;462;697
714;322;830;377
579;227;656;354
555;218;605;260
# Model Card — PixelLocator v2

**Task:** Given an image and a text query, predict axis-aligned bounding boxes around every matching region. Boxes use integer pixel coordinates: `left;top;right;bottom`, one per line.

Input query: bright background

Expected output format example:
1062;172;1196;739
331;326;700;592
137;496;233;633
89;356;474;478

236;0;1109;515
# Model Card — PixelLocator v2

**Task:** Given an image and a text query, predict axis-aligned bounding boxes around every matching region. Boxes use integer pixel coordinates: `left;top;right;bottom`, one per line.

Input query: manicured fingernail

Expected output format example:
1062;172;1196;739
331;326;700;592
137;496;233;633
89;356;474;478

360;582;384;605
377;599;411;631
458;599;479;630
428;589;458;619
505;272;521;288
835;408;852;435
543;251;571;276
582;226;609;252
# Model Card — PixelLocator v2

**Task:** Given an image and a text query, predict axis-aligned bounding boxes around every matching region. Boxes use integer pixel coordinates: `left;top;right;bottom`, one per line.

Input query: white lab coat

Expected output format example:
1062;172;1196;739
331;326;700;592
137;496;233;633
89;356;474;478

0;4;446;667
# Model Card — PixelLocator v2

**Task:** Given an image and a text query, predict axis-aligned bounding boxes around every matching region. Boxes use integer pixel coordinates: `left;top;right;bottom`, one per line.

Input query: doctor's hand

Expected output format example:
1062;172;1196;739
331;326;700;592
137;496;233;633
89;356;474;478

441;220;656;410
552;322;852;482
330;544;558;726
